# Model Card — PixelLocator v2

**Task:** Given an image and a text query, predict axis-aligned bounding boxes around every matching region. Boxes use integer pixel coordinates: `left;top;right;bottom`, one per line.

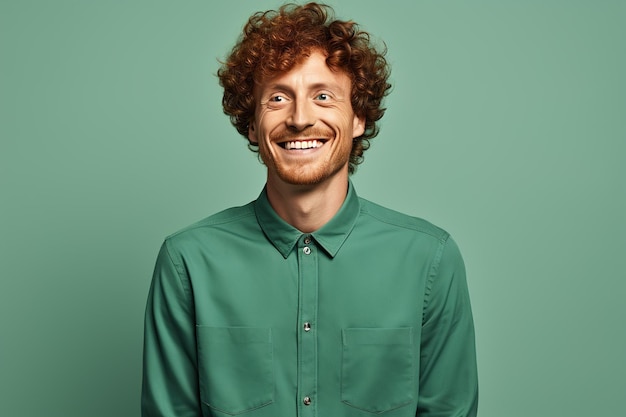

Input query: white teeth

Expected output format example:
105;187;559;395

284;140;323;150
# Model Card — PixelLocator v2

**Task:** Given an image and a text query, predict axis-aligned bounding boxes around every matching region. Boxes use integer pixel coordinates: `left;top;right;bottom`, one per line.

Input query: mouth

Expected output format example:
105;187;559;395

278;139;327;150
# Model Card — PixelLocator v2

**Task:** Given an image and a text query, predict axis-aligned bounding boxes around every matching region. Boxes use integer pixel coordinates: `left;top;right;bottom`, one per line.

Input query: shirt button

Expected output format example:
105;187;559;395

303;322;311;332
304;236;311;244
303;396;312;405
303;246;311;255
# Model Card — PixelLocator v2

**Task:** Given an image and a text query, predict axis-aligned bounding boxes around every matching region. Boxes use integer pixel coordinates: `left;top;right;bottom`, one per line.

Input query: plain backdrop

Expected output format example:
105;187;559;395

1;1;625;416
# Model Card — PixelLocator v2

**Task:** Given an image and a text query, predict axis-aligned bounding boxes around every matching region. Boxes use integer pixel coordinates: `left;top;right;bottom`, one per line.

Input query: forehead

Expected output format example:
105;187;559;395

255;50;352;93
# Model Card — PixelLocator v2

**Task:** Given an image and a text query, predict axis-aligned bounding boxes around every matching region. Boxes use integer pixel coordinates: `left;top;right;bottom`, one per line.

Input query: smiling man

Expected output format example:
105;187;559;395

142;3;478;417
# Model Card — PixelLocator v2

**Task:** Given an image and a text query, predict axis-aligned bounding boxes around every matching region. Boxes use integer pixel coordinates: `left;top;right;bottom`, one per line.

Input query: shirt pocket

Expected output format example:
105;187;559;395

196;326;274;415
341;327;414;414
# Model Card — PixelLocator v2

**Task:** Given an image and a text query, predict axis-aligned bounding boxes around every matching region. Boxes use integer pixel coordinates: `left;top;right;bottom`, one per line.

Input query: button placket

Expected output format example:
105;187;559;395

297;234;318;416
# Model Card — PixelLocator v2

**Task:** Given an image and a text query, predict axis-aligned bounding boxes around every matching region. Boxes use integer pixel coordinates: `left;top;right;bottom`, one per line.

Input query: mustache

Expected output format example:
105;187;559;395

270;127;333;142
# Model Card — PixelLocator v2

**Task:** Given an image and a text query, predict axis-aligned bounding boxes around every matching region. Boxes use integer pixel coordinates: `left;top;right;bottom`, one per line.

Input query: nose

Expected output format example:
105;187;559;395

287;98;315;131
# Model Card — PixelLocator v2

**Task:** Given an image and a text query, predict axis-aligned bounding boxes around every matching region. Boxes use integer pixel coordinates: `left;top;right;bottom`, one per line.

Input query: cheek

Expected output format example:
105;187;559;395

256;111;281;136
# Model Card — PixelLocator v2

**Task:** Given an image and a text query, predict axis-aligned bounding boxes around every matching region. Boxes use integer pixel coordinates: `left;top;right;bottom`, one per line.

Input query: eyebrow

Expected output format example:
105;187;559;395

263;82;344;95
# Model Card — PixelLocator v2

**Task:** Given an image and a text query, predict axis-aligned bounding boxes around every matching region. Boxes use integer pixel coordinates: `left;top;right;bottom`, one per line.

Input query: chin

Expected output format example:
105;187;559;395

277;171;328;186
275;163;347;187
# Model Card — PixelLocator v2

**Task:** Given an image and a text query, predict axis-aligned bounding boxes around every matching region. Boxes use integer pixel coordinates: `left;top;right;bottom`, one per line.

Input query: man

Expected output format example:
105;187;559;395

142;3;478;417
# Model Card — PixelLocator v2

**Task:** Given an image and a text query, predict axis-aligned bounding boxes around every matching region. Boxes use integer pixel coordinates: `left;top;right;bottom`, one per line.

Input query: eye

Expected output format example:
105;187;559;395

269;95;285;102
315;93;329;101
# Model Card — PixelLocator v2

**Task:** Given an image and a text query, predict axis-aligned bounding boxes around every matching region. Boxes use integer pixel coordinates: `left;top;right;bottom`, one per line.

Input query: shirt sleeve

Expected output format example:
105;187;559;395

417;235;479;417
141;240;201;417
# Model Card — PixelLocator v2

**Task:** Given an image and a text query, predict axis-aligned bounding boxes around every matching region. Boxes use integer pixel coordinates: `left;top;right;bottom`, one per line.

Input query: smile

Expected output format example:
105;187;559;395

279;139;326;150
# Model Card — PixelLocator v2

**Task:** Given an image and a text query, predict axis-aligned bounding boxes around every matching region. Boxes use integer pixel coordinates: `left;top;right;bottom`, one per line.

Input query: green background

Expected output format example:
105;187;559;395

1;1;624;416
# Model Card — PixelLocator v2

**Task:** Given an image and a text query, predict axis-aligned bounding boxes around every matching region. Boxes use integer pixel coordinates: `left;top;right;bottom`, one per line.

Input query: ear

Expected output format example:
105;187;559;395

248;120;258;145
352;114;366;138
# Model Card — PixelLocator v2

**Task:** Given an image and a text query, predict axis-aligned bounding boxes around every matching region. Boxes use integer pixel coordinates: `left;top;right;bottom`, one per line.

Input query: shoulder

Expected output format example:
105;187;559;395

163;201;257;249
358;197;450;242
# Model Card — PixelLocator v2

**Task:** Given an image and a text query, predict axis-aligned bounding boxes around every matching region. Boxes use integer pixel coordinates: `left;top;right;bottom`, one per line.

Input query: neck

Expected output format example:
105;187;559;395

265;173;349;233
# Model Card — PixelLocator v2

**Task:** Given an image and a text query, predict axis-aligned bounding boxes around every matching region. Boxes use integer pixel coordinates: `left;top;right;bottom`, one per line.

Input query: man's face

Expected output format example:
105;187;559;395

249;50;365;187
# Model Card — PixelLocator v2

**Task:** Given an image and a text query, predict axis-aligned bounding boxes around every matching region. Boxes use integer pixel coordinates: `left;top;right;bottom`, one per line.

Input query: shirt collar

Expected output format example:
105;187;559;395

254;181;361;259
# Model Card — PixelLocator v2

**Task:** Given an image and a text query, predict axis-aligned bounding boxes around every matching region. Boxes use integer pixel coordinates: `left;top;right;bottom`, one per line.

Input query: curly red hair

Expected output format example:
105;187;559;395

218;2;391;173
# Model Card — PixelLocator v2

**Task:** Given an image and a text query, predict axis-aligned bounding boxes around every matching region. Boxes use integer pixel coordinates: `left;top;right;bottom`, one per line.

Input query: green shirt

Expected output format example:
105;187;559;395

142;183;478;417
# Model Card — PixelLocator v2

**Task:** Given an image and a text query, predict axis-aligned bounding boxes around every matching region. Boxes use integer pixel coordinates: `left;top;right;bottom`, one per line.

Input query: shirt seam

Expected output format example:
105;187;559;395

359;202;446;240
166;210;256;240
163;239;193;311
422;233;451;324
